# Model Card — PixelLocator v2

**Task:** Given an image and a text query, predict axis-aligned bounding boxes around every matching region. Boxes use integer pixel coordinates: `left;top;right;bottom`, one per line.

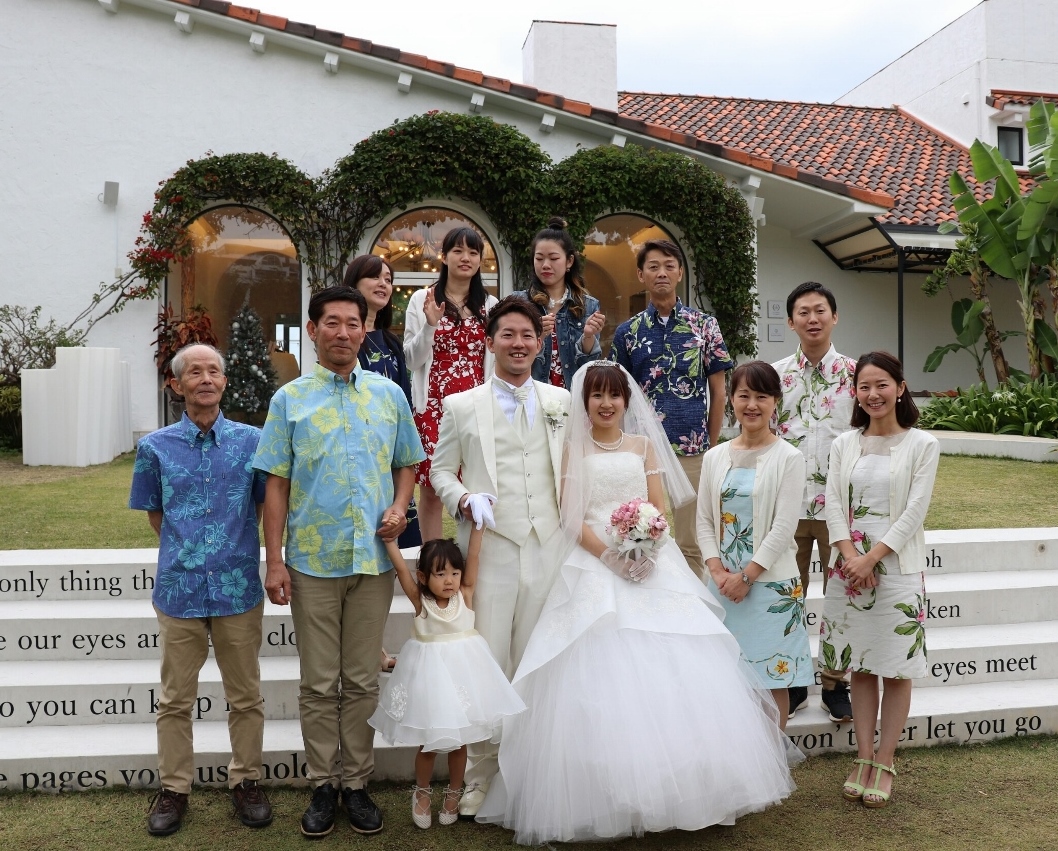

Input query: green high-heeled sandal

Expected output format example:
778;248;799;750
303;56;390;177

862;761;897;808
842;758;873;801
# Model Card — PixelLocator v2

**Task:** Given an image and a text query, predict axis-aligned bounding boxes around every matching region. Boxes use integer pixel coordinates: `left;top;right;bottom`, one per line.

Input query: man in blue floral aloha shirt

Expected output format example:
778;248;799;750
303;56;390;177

129;343;272;837
254;286;424;839
773;281;857;724
611;239;733;578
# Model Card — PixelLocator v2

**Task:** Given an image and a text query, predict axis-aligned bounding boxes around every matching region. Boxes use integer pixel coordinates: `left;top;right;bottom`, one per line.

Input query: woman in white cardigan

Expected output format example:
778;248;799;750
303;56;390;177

821;351;939;810
697;361;811;729
403;227;497;540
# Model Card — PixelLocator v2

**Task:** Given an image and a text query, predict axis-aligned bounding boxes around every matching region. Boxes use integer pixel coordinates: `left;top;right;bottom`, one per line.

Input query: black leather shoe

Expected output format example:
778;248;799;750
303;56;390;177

342;786;384;834
301;783;339;838
232;779;273;828
146;788;188;836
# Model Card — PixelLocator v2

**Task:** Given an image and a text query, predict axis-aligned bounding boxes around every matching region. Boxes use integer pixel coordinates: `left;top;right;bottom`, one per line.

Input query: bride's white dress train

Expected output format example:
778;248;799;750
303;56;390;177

477;451;800;845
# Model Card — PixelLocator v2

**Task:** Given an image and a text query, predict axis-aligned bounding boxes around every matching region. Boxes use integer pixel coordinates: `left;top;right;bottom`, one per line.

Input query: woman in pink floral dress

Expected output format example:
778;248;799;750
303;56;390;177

404;227;497;540
820;351;939;809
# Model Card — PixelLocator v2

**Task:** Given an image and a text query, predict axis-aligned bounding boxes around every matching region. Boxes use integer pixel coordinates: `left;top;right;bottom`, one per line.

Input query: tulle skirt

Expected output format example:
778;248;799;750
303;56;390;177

477;538;800;844
369;633;525;753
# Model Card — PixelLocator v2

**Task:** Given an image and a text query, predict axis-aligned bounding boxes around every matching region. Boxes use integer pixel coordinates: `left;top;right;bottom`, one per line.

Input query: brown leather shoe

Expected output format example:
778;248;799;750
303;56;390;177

232;779;273;828
147;789;188;836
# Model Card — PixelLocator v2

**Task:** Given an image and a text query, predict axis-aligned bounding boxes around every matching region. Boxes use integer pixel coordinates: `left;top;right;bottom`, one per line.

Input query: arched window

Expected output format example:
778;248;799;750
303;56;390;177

168;205;301;408
582;214;687;353
371;207;499;334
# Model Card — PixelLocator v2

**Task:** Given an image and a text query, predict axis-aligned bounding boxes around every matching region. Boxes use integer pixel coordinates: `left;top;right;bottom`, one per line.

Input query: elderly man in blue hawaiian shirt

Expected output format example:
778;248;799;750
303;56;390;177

611;239;734;578
129;343;271;837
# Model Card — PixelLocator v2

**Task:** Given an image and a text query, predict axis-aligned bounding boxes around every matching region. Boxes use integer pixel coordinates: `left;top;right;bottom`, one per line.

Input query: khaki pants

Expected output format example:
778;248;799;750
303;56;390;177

675;453;705;579
289;569;394;790
155;603;265;794
464;530;550;789
794;518;848;691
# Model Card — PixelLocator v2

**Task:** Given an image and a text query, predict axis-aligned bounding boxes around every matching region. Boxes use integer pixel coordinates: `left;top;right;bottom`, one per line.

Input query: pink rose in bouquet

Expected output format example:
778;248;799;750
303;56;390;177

605;498;670;560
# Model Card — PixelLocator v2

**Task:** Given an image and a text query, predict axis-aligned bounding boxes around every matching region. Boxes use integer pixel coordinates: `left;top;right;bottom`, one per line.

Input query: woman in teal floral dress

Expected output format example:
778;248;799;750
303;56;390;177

697;361;812;729
821;351;939;809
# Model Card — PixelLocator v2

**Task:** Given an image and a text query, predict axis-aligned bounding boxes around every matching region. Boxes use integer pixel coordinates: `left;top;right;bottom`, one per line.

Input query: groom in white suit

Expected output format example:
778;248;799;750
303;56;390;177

431;295;571;817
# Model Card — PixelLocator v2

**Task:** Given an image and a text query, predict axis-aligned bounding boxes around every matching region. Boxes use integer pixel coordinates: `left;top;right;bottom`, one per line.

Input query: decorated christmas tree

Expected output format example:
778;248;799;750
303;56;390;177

222;303;278;416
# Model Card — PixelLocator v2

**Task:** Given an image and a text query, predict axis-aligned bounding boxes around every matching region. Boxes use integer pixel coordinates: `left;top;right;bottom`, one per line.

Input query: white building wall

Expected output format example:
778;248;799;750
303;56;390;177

1;0;597;434
753;226;1029;391
839;0;1058;149
522;21;618;111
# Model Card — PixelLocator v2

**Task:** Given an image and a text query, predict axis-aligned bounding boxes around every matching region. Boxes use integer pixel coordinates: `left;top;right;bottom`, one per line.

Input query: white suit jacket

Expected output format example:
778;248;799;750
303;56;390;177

430;378;570;522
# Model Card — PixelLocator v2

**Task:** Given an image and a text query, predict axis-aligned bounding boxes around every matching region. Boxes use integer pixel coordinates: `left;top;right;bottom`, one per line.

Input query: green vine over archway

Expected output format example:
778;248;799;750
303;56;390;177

129;152;321;291
553;145;758;357
326;112;553;288
123;117;757;356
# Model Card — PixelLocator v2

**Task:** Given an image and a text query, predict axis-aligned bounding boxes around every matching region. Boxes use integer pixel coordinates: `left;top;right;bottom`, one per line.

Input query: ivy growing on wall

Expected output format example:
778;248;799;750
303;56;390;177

326;112;553;288
129;152;321;289
554;145;758;357
125;113;758;357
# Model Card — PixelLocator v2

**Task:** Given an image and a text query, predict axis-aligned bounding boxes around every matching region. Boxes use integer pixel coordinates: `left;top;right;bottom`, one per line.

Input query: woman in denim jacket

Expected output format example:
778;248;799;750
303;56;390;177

513;218;605;390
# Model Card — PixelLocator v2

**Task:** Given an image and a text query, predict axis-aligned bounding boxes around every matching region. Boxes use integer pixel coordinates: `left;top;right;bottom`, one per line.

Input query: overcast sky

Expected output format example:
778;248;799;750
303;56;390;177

253;0;983;102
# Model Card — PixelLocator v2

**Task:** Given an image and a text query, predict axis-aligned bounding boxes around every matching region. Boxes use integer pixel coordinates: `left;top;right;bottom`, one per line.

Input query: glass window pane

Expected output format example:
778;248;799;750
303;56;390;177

998;126;1024;165
371;207;499;335
582;214;686;355
172;206;302;417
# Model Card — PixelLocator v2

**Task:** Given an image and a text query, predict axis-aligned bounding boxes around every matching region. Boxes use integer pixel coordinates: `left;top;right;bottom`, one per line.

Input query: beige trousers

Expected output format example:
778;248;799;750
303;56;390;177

794;518;848;690
289;569;394;790
464;530;550;789
155;603;265;794
675;452;706;579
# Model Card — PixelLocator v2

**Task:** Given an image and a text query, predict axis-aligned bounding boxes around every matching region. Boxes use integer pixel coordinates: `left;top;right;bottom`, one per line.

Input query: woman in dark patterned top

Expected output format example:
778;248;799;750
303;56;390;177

344;254;419;550
345;254;412;405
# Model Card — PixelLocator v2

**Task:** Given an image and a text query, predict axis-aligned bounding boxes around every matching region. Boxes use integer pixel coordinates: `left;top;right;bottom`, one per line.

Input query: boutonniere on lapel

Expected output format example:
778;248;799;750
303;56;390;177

541;400;568;436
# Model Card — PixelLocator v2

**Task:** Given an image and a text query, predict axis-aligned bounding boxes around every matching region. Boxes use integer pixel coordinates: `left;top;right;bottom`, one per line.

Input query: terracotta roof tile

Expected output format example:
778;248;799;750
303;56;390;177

987;89;1058;110
158;0;892;210
618;92;976;225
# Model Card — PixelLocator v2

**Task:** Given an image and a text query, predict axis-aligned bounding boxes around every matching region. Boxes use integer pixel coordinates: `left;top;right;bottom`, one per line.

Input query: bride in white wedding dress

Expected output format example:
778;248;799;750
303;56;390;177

476;362;800;845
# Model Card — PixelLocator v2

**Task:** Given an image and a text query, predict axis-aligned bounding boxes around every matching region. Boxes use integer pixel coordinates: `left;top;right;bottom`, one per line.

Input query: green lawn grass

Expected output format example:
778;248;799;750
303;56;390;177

1;452;1056;550
0;736;1055;850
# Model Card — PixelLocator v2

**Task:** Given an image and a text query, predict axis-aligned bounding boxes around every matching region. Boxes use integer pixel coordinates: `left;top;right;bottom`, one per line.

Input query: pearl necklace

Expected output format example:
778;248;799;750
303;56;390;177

591;431;624;451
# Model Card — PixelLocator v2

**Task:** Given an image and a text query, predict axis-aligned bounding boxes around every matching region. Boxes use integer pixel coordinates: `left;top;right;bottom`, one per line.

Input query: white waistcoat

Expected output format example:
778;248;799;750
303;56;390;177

490;397;560;547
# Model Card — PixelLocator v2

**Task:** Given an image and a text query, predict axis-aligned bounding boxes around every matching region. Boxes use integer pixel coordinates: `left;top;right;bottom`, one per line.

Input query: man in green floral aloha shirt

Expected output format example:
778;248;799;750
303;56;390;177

254;287;424;839
773;281;857;723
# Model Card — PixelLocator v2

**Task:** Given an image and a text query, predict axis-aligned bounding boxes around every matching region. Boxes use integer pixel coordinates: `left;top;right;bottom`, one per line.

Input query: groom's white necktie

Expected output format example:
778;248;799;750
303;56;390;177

512;385;530;440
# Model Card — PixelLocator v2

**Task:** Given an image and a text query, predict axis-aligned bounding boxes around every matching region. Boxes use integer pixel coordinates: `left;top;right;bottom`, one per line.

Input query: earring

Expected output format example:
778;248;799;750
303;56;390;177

897;396;902;402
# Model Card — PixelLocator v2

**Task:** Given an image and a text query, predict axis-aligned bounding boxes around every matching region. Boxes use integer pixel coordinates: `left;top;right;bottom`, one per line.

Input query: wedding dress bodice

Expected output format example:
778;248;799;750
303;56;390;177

583;451;649;526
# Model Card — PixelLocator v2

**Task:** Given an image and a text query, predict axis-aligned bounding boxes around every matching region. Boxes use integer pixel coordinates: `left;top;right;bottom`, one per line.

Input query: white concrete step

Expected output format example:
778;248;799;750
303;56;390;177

805;620;1058;689
0;533;1054;602
786;678;1058;755
0;657;303;728
802;569;1058;630
0;597;416;662
3;677;1057;791
0;720;422;792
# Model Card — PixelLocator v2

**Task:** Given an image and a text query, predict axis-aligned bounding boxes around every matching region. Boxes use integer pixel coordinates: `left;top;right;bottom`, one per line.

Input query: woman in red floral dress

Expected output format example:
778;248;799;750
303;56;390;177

404;227;497;540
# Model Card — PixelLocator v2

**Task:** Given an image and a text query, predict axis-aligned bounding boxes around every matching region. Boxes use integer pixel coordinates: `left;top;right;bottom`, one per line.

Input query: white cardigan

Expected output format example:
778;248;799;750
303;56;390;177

825;427;940;575
696;439;806;582
403;288;497;414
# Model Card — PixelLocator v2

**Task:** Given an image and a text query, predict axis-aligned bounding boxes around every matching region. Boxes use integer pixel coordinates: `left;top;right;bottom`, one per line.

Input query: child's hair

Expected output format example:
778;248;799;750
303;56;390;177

415;538;465;600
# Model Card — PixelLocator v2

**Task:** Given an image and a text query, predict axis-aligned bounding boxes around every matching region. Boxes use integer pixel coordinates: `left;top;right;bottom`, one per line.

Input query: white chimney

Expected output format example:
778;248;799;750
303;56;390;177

522;20;617;111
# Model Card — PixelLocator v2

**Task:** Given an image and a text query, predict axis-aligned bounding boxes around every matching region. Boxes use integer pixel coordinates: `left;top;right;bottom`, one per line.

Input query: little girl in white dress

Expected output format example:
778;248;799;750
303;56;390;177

370;528;525;829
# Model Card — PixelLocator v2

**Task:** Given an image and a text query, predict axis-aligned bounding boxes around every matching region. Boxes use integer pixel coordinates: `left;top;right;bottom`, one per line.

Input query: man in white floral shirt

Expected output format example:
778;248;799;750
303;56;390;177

773;282;857;723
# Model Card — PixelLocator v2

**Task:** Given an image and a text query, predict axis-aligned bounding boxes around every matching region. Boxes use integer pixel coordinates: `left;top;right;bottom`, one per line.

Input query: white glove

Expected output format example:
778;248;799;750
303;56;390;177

600;548;636;581
628;554;656;582
462;493;497;530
